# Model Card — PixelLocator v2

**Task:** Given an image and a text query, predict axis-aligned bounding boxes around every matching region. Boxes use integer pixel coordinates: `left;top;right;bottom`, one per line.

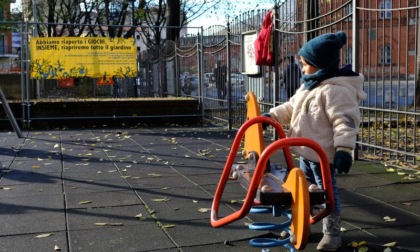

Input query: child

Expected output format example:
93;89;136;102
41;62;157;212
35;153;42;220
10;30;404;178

264;31;366;251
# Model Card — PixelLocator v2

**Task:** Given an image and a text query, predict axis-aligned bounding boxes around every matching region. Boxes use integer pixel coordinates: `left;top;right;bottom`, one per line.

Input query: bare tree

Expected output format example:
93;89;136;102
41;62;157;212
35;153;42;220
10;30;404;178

26;0;138;37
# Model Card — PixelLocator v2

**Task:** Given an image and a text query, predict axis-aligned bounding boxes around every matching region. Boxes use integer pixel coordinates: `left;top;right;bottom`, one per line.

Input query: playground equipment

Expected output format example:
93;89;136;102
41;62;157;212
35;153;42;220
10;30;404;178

210;92;334;251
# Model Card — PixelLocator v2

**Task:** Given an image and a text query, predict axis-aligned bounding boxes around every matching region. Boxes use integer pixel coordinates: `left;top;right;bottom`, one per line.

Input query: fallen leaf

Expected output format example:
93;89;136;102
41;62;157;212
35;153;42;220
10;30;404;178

383;216;396;222
148;173;162;177
386;168;395;172
54;245;61;251
349;241;367;248
94;222;123;226
192;200;198;203
358;247;369;252
383;248;392;252
383;242;397;247
163;224;176;228
198;207;211;213
78;200;92;204
340;227;347;232
94;223;108;226
32;165;40;169
152;197;170;202
36;233;53;238
401;202;412;206
135;213;146;221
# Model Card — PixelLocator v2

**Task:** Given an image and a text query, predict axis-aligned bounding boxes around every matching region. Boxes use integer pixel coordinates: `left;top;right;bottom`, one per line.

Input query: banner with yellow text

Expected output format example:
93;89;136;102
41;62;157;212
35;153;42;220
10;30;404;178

30;37;137;79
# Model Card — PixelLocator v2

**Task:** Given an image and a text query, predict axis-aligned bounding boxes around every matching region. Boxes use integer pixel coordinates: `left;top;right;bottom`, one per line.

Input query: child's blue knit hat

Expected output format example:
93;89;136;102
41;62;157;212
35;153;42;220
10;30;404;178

298;31;347;69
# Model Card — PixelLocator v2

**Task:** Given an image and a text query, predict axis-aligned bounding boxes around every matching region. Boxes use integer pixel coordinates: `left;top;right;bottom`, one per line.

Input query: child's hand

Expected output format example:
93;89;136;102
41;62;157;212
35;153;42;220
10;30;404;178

333;151;352;174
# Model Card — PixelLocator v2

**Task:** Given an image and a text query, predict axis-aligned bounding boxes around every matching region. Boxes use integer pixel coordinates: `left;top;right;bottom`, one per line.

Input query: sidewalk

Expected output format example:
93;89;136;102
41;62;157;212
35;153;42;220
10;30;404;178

0;126;419;252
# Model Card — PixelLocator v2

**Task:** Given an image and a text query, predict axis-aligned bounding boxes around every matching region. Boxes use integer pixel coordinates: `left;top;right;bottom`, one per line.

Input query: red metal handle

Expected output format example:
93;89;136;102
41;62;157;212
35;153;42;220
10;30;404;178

210;116;333;227
211;116;293;227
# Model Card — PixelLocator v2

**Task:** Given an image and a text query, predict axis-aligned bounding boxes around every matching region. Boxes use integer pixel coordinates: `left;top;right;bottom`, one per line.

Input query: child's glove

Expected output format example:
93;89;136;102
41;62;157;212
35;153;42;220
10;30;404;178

333;150;352;174
261;113;271;130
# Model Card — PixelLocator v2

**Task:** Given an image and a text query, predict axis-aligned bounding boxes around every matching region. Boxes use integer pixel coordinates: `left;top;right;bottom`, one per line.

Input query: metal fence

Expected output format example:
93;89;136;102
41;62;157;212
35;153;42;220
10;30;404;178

183;0;419;167
2;0;419;167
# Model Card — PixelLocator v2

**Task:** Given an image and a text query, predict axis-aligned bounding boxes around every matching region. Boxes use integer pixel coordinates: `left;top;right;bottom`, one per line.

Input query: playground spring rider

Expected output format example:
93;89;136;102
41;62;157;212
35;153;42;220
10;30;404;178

210;92;335;251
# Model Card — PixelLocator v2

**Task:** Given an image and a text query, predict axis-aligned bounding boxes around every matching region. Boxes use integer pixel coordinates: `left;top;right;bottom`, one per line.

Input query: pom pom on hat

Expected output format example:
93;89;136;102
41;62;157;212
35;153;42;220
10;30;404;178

298;31;347;69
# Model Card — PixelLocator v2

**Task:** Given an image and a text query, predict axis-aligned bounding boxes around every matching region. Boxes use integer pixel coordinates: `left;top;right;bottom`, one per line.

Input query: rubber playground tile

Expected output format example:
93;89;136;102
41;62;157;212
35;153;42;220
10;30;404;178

341;203;420;230
112;163;182;178
68;224;177;252
354;183;420;203
0;181;63;197
389;200;420;216
127;175;196;190
135;188;214;222
359;224;420;252
14;150;62;160
7;158;63;173
63;177;131;193
66;205;152;231
0;193;65;214
62;169;125;181
0;170;62;186
180;240;272;252
0;209;65;236
65;190;143;209
0;231;68;252
135;185;214;203
339;188;391;208
162;218;271;248
336;172;396;190
180;173;225;187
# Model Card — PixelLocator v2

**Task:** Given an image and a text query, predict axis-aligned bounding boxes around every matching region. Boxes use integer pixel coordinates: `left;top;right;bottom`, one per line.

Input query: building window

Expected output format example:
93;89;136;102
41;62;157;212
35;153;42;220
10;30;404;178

345;46;352;65
344;3;352;21
380;45;391;65
380;0;392;19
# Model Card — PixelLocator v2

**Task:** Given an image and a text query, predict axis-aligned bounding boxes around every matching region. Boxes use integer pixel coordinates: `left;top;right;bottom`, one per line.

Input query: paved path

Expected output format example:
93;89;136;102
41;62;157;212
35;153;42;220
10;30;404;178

0;126;419;251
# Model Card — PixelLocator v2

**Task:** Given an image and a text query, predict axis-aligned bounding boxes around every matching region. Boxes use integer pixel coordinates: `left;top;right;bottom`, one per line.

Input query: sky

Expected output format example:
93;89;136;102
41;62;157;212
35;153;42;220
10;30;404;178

187;1;276;29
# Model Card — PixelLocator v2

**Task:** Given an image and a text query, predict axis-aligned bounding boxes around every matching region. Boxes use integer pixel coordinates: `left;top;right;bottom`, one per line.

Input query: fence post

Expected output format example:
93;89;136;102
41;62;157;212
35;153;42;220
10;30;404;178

198;29;205;122
353;0;360;160
273;6;280;140
227;21;232;130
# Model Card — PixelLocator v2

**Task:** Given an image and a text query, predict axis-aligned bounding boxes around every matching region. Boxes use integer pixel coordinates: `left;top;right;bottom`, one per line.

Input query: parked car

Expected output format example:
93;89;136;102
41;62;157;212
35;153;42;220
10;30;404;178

181;76;198;95
230;73;244;86
204;72;215;86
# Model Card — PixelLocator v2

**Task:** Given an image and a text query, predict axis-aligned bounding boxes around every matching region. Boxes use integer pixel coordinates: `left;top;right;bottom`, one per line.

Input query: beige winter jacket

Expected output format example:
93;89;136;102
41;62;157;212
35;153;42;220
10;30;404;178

269;74;367;163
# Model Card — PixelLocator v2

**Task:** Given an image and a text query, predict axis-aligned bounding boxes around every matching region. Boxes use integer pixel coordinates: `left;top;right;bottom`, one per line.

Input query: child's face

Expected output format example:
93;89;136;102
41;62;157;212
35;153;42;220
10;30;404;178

300;56;319;75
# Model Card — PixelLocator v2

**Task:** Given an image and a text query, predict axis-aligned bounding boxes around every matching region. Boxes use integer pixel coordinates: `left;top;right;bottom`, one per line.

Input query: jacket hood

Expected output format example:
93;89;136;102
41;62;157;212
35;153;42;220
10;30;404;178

326;74;367;101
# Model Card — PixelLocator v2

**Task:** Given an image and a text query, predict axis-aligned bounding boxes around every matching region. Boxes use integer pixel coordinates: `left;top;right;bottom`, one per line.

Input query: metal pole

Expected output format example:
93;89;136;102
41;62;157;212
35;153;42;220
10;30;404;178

227;21;232;130
132;0;139;97
32;0;40;100
0;87;23;138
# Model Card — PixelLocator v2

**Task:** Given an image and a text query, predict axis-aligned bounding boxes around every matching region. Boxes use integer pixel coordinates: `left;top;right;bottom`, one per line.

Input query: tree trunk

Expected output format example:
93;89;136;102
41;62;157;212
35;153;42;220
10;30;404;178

416;7;420;109
166;0;181;42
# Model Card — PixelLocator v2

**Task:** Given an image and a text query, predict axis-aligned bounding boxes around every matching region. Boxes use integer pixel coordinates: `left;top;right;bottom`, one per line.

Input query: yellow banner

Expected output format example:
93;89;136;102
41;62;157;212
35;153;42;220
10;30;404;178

30;37;137;79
